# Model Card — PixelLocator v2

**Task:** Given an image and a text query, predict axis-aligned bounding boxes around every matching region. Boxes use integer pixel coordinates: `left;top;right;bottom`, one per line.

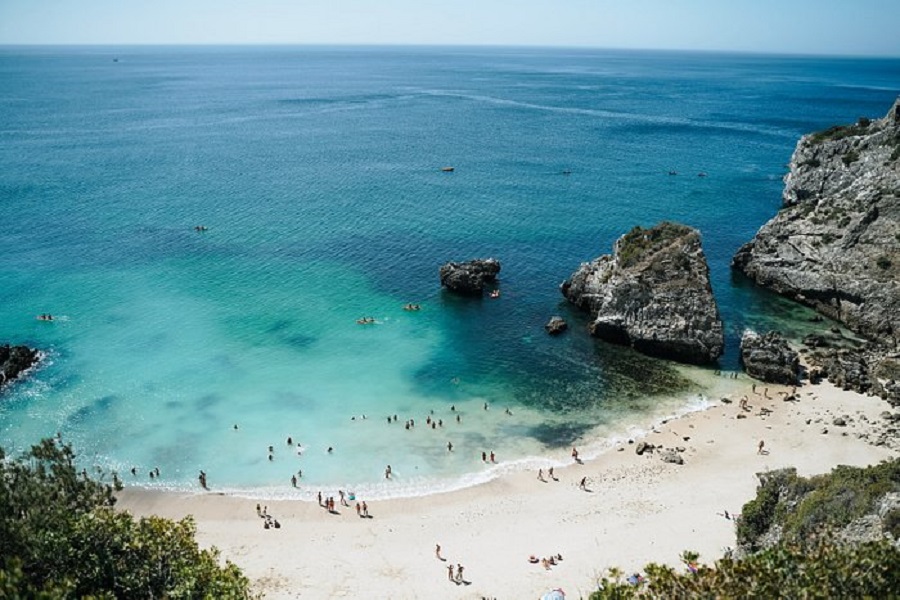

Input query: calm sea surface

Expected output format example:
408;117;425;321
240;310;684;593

1;46;898;497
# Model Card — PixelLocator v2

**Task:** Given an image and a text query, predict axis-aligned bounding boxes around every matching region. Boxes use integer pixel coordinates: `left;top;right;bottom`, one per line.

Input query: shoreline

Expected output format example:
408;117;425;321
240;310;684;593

117;378;898;599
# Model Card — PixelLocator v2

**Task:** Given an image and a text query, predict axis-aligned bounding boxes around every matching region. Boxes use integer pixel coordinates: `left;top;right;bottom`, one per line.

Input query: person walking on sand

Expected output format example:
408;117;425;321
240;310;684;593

447;564;454;582
362;501;369;517
435;544;444;560
538;468;545;482
356;502;361;517
579;476;587;490
572;447;579;462
757;440;765;455
549;466;556;481
456;564;464;583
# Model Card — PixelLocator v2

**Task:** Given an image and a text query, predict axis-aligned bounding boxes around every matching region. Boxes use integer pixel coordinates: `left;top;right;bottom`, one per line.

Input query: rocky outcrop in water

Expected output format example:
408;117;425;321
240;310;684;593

439;258;501;296
740;330;800;385
733;98;900;349
544;316;568;335
561;222;724;365
1;344;40;388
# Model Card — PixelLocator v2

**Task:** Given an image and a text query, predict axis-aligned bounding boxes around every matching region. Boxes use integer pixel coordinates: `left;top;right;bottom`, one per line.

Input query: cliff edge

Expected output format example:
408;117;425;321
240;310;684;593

733;98;900;348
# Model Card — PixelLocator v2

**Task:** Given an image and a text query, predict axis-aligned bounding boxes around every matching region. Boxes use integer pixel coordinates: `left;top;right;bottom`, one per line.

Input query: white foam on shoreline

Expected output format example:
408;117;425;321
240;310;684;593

121;382;730;502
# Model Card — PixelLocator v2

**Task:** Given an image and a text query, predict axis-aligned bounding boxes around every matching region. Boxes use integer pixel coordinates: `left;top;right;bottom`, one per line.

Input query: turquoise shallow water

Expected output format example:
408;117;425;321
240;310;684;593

1;46;898;497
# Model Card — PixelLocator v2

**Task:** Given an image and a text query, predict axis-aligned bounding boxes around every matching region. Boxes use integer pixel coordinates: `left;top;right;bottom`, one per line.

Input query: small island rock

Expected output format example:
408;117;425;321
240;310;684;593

439;258;501;296
561;222;724;365
544;316;568;335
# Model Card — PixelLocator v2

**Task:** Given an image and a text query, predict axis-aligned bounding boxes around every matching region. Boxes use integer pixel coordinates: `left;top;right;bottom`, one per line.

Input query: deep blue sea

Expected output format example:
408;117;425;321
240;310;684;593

1;46;898;498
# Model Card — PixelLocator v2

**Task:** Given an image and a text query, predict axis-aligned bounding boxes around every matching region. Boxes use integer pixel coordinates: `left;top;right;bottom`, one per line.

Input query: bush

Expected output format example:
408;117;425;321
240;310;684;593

616;222;692;269
0;439;254;598
842;150;860;166
877;255;892;270
590;536;900;599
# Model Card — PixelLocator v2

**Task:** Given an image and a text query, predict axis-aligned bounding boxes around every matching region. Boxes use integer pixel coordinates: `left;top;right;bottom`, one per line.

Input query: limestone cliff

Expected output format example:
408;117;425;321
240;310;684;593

733;98;900;348
561;222;724;365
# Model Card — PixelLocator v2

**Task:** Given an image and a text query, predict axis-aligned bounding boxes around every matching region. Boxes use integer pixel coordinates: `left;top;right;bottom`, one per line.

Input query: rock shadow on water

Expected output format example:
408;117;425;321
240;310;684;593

67;395;118;426
527;421;596;448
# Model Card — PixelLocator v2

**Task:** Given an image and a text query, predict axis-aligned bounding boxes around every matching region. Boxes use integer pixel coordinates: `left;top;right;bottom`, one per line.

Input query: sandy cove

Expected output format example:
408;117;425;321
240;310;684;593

117;379;897;599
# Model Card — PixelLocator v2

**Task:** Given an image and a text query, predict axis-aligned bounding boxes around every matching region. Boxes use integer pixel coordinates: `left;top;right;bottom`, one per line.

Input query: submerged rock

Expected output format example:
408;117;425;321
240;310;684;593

561;222;724;365
739;330;800;385
1;344;40;388
544;316;568;335
439;258;501;296
733;98;900;349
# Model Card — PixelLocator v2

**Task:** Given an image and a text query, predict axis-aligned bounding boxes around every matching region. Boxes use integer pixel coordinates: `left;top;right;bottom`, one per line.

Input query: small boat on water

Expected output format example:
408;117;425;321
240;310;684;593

441;166;455;172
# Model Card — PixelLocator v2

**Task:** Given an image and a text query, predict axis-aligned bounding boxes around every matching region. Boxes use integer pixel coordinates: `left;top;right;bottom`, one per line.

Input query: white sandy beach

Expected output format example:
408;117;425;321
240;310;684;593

117;379;897;599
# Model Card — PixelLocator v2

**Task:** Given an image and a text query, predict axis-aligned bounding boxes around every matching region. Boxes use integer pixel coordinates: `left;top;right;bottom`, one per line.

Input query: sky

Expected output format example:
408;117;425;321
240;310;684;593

1;0;899;57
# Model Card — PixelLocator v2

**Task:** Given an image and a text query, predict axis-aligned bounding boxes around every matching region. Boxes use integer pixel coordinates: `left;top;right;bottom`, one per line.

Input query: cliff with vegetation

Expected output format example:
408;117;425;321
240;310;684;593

733;98;900;348
561;222;724;365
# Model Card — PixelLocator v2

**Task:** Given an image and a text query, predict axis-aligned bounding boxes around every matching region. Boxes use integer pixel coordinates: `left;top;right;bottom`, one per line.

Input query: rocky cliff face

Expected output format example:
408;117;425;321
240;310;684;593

740;330;800;385
733;98;900;348
561;222;725;365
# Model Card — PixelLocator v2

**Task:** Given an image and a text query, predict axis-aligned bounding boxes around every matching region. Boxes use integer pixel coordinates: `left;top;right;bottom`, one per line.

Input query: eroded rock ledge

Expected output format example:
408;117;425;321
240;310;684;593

1;344;40;389
733;98;900;348
439;258;501;296
561;222;724;365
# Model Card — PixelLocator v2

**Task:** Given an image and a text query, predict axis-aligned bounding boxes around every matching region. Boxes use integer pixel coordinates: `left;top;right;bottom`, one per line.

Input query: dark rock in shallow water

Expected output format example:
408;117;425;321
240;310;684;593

439;258;501;296
561;221;724;365
740;330;800;385
1;344;40;388
544;316;568;335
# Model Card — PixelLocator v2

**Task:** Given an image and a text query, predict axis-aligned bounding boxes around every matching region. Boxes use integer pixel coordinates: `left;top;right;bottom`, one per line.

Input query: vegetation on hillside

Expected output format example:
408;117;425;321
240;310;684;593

737;459;900;551
616;222;692;269
0;438;253;598
590;537;900;599
592;458;900;598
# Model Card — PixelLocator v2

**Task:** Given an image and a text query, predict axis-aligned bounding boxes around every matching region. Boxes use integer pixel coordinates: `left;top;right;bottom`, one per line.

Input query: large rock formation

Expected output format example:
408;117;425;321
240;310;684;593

561;222;725;365
740;330;801;385
733;98;900;349
1;344;40;388
439;258;501;296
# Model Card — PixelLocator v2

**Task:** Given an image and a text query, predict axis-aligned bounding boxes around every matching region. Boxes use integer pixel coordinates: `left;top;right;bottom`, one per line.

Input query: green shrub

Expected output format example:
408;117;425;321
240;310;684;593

616;222;691;269
876;255;892;270
590;537;900;599
842;150;860;166
810;122;870;145
0;439;254;599
885;508;900;539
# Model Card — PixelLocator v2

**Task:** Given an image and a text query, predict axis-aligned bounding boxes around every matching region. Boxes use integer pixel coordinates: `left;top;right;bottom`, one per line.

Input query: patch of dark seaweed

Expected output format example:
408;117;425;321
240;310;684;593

527;421;595;448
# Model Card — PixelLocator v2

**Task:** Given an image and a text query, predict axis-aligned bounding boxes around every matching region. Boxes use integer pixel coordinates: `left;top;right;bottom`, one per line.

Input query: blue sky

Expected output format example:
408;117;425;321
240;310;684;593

1;0;899;56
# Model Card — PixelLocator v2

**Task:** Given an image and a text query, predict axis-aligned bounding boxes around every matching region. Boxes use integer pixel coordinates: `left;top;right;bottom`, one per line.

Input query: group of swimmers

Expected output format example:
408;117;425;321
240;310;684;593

403;303;421;311
36;314;54;321
356;317;376;325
